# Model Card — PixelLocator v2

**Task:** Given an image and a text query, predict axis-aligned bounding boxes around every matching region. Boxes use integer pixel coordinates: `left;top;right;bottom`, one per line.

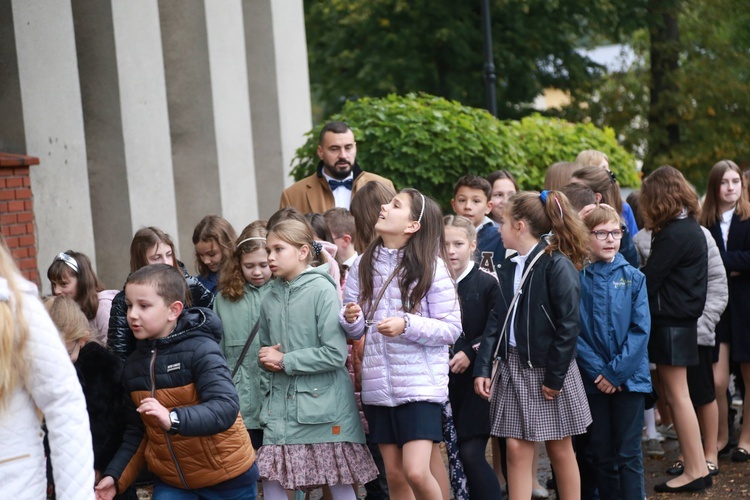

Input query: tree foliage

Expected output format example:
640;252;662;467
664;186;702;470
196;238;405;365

304;0;648;119
291;94;638;209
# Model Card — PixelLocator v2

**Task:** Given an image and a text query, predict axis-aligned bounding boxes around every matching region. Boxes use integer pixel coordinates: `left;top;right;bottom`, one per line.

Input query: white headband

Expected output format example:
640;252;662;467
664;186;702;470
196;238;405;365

417;193;426;224
237;236;266;248
54;252;79;273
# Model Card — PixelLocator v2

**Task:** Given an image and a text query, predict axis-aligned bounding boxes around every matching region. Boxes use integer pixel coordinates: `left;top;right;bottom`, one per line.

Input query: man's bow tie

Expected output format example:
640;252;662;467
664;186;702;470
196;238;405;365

328;178;353;191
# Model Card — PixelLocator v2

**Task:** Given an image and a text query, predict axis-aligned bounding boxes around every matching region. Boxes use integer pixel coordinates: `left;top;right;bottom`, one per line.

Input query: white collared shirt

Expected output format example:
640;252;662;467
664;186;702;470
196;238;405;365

342;252;358;269
323;172;354;209
508;246;535;347
720;208;734;248
455;260;474;284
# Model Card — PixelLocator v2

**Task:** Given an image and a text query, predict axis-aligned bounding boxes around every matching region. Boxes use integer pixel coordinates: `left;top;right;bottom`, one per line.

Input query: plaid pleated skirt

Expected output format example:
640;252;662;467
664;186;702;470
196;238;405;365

489;346;592;442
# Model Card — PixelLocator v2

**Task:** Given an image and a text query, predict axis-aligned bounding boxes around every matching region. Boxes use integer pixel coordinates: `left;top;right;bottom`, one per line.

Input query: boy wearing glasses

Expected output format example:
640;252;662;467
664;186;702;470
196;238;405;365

576;204;651;499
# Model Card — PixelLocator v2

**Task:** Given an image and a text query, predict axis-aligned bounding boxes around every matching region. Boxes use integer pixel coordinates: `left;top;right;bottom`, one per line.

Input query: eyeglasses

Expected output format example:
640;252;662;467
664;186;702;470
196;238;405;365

590;229;623;241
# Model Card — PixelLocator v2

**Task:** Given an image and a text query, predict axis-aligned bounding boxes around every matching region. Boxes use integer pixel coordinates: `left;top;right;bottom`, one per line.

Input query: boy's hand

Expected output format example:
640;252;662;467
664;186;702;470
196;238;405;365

344;302;361;323
259;343;283;371
137;397;170;431
594;374;618;394
94;476;116;500
449;351;470;374
474;377;491;400
377;317;406;337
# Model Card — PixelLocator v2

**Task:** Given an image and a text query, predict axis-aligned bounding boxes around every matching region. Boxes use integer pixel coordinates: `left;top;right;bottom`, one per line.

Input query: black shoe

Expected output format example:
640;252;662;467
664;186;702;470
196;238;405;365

732;447;750;462
654;476;706;493
665;460;684;475
704;474;713;488
706;461;720;477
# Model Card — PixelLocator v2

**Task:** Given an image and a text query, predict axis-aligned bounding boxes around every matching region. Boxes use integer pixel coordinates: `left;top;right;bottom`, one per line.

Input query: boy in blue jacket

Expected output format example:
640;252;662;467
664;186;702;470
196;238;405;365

577;205;651;500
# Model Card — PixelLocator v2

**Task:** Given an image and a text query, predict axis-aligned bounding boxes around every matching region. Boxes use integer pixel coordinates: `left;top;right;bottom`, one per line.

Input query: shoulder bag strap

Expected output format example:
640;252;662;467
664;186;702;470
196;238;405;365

232;318;261;378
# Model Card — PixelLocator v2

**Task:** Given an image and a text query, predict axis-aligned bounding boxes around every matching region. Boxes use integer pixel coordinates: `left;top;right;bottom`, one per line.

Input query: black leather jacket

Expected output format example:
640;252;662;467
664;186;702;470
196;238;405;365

473;244;581;391
107;261;215;360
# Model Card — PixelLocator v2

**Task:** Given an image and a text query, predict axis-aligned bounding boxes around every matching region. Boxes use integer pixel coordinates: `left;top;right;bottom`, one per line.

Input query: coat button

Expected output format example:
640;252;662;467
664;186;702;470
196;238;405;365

313;394;318;398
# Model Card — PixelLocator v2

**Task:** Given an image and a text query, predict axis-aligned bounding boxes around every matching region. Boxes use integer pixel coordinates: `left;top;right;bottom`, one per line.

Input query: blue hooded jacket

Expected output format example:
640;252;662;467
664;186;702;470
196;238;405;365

577;253;652;394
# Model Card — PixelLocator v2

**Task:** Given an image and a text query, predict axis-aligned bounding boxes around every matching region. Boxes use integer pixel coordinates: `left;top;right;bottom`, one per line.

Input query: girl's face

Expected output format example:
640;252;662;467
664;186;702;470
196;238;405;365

375;193;415;236
266;235;308;282
490;179;517;221
444;227;476;278
498;207;520;252
719;169;742;210
195;239;222;273
588;220;622;262
51;273;78;298
241;248;272;287
147;242;175;267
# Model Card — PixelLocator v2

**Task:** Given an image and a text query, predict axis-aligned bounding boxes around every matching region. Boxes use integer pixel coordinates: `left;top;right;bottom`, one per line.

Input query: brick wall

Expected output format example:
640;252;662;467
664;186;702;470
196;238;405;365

0;153;40;285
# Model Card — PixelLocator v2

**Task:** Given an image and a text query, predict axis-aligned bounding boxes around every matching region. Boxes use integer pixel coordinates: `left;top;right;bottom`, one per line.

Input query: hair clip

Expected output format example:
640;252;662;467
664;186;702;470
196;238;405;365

311;241;323;258
539;190;549;204
608;170;618;184
55;252;79;273
417;192;426;225
236;236;266;248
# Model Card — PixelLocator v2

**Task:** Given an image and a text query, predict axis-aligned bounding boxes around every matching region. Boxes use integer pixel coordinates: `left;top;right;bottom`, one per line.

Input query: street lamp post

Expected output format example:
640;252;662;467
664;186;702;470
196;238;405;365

480;0;497;117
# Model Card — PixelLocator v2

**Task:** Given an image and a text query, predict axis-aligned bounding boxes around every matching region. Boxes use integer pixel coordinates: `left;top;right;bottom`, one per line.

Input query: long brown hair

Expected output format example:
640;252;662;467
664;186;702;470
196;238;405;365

192;215;237;278
129;227;181;273
350;181;397;254
219;220;268;301
506;190;589;270
699;160;750;226
358;189;447;314
544;162;578;190
571;165;623;215
640;165;700;233
46;250;104;320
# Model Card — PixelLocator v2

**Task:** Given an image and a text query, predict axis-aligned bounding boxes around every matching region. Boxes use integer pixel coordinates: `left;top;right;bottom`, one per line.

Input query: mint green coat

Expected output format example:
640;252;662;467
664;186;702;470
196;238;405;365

214;281;271;430
258;267;365;445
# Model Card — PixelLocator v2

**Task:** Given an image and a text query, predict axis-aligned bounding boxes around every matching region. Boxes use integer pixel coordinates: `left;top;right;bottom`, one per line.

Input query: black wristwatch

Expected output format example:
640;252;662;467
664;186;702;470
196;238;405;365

168;410;180;435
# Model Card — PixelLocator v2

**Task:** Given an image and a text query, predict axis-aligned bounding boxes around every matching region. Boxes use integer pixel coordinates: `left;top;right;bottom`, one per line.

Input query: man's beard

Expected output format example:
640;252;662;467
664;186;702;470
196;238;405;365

325;160;353;180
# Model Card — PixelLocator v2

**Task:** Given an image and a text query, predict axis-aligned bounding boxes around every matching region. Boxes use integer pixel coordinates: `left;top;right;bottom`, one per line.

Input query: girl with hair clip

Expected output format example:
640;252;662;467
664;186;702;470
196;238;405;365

487;170;519;225
641;165;710;492
45;295;136;499
256;220;377;500
107;226;214;359
0;242;95;499
341;189;462;500
571;165;639;267
47;250;118;345
444;215;503;499
700;160;750;464
473;190;592;500
214;221;273;456
192;215;238;295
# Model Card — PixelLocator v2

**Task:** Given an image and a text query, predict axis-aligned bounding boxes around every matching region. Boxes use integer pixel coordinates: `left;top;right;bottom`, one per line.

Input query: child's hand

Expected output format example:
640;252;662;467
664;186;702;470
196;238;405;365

594;374;618;394
449;351;470;374
377;317;406;337
259;343;284;371
474;377;491;400
541;384;561;400
94;476;116;500
137;397;170;431
344;302;362;323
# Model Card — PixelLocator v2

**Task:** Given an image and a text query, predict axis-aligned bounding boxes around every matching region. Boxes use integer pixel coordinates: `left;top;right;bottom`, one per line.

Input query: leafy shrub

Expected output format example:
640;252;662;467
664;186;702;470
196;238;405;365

291;93;639;208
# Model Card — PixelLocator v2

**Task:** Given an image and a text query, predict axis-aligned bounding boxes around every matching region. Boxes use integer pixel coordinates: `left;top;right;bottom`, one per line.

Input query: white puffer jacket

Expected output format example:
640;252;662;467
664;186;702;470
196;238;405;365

0;276;94;499
340;246;462;406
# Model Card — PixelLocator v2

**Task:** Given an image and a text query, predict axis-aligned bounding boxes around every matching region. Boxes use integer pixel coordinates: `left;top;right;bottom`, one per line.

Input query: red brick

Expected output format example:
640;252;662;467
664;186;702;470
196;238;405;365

1;226;10;237
0;190;14;201
0;169;14;177
7;200;24;211
1;213;17;225
17;212;33;223
0;179;5;189
0;202;6;212
13;167;29;176
19;235;34;246
24;200;32;210
26;269;39;282
9;224;25;235
3;237;19;248
5;177;23;188
23;177;30;187
19;258;36;270
12;247;28;260
14;188;31;200
26;223;34;233
28;246;36;258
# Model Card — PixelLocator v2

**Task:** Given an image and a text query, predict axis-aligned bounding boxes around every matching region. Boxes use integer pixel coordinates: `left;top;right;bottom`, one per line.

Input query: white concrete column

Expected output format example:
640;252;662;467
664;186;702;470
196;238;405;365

244;0;312;218
205;0;259;231
11;0;95;293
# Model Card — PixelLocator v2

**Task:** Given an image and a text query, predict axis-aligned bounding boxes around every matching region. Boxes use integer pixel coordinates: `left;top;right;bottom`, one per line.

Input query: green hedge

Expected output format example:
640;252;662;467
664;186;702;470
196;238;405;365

291;93;639;209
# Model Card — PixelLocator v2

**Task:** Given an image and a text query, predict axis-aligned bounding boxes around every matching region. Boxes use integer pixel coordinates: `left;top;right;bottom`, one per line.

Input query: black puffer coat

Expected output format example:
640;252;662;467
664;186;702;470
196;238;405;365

107;261;214;359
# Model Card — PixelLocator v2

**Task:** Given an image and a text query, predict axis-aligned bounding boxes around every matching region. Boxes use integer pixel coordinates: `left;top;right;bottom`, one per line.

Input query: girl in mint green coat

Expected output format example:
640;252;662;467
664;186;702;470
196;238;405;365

257;219;377;500
214;221;273;453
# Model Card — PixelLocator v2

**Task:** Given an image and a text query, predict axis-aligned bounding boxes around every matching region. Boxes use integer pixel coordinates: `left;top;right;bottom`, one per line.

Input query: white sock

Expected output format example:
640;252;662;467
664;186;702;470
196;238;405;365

262;480;288;500
645;408;659;439
328;484;357;500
